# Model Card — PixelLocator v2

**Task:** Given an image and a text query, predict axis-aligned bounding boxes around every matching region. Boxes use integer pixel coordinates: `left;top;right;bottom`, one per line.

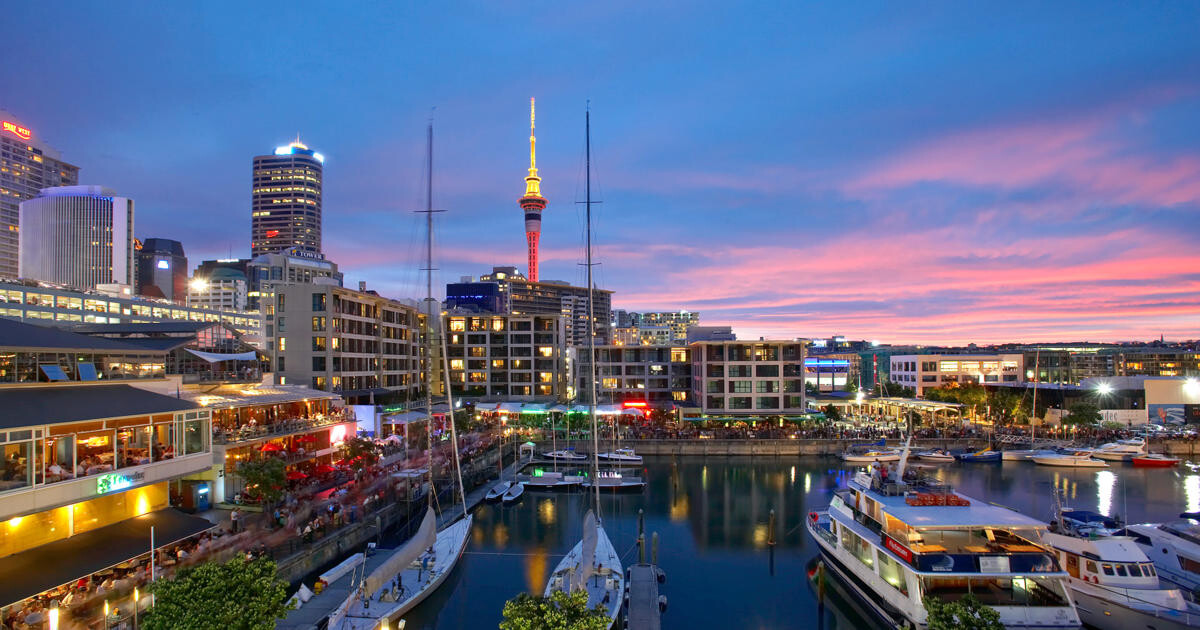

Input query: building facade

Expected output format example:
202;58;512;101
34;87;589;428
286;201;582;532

0;111;79;279
251;140;323;257
889;353;1024;396
576;345;692;406
187;268;248;313
270;284;421;403
454;266;613;346
247;249;342;312
689;340;807;415
135;237;187;303
18;186;134;290
443;312;567;401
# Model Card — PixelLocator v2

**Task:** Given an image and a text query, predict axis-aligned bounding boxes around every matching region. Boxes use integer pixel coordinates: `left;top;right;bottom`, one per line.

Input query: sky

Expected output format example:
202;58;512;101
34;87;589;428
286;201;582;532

4;2;1200;345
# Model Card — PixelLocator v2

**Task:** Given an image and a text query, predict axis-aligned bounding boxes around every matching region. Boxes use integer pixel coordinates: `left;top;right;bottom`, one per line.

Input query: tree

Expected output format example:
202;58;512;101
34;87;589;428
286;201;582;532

924;594;1003;630
873;380;914;398
143;557;293;630
499;590;610;630
237;457;286;504
339;435;381;471
822;404;843;422
1064;402;1102;426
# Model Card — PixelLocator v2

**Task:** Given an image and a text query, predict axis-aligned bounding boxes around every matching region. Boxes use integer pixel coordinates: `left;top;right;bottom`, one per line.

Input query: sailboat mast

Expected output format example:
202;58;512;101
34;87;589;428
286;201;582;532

1030;349;1040;444
423;122;436;510
439;310;468;519
585;107;601;518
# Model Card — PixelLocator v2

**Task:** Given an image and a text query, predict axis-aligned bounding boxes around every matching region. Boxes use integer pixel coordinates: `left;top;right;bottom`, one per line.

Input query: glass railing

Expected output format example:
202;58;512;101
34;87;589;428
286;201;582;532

212;413;352;445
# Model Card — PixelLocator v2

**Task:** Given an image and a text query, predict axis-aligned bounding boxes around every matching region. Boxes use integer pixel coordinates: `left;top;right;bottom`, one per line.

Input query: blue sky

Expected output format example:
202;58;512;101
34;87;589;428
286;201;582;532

5;2;1200;343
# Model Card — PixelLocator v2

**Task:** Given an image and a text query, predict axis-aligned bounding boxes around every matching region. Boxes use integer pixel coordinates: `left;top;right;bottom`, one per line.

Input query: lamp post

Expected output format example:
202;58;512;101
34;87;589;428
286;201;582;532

1096;382;1116;428
48;602;59;630
103;600;110;630
133;587;140;629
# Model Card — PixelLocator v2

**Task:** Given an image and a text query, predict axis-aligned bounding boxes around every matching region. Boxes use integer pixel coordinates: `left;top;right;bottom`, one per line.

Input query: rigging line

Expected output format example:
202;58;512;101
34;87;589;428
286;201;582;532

463;551;569;558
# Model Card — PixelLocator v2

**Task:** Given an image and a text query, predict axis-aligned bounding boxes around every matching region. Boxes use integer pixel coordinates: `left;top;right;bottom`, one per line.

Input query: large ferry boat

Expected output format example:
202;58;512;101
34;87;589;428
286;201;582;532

806;467;1082;629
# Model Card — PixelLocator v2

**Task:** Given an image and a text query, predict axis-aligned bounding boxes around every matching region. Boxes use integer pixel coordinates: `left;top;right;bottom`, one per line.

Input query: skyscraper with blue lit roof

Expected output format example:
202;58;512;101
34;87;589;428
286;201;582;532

250;139;323;257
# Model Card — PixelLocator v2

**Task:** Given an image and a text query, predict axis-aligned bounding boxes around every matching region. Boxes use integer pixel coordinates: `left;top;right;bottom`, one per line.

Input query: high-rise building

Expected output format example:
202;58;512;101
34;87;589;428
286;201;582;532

475;266;613;346
136;237;187;303
0;111;80;278
518;99;546;282
187;267;248;312
19;185;134;290
247;249;342;312
251;139;323;257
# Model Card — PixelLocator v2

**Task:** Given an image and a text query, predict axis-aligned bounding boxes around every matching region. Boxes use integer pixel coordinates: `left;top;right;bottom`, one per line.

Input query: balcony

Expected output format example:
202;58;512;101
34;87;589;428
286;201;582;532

212;411;354;445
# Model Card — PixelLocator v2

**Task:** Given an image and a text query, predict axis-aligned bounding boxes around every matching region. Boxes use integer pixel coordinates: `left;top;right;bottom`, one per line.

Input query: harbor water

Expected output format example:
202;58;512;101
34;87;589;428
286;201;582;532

396;455;1200;629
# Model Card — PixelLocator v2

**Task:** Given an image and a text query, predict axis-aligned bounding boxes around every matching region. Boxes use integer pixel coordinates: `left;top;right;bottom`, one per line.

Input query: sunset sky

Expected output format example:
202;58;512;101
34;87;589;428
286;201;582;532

5;2;1199;344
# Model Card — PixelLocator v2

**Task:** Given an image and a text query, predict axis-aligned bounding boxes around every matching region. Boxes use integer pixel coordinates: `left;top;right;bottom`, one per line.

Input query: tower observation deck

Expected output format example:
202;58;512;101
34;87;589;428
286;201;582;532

518;98;547;283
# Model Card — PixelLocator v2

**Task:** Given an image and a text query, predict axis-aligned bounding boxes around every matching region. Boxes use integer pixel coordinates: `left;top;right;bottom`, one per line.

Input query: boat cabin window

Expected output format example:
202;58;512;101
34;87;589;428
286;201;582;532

921;576;1068;607
1179;557;1200;573
1127;564;1141;577
1086;560;1098;573
877;553;909;596
1101;563;1114;575
1143;563;1156;577
1115;564;1128;577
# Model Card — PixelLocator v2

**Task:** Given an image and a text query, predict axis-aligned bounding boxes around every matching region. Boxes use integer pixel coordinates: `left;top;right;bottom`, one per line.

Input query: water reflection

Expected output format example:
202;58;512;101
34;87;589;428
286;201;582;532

1186;474;1200;514
1096;470;1116;517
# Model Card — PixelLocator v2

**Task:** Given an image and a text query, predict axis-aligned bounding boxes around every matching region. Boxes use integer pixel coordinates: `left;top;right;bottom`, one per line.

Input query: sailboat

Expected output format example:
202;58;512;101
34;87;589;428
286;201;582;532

328;121;473;630
542;106;625;628
486;424;514;501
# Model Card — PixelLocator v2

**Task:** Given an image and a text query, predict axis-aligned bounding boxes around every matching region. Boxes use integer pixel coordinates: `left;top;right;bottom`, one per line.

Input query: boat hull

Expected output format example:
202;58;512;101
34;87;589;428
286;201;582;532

1069;582;1197;630
1033;456;1109;468
502;485;525;504
485;481;513;502
1132;457;1180;468
544;525;624;629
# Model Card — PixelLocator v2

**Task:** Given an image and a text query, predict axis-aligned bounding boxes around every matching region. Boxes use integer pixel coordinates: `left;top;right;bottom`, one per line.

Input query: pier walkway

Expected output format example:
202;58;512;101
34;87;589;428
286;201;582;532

625;564;662;630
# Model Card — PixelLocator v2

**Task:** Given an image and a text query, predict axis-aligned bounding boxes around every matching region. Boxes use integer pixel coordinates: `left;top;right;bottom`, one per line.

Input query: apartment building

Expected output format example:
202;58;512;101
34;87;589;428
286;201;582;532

443;312;567;401
270;284;422;403
889;353;1024;396
689;340;807;415
576;345;692;406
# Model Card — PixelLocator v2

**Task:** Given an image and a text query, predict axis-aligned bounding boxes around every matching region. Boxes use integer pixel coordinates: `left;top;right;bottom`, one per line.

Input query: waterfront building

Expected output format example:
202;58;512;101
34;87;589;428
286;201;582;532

686;325;736;343
0;318;216;611
18;185;134;290
889;353;1024;396
805;353;861;392
0;278;261;344
269;283;421;403
443;311;567;401
689;339;807;415
135;237;187;303
0;111;79;278
251;139;323;257
576;344;692;406
609;310;699;346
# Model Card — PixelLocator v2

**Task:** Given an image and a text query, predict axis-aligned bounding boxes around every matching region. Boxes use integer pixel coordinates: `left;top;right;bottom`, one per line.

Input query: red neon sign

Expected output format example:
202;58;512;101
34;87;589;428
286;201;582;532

2;121;32;141
623;401;648;408
265;230;280;238
884;535;914;564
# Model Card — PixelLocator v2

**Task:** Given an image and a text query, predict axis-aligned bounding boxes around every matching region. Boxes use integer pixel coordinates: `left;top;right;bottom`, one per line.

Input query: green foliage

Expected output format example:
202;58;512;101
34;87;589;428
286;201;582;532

499;590;610;630
339;435;381;471
873;380;915;398
1064;402;1102;426
236;456;286;504
924;594;1003;630
143;557;293;630
822;404;843;422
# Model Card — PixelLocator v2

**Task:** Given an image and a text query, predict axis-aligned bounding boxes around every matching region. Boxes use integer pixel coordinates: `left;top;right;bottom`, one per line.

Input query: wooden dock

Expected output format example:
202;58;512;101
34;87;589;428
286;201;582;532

625;564;662;630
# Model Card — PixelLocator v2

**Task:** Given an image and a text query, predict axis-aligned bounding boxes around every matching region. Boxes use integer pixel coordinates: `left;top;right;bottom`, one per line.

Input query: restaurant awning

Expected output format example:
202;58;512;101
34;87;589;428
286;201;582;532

0;508;217;606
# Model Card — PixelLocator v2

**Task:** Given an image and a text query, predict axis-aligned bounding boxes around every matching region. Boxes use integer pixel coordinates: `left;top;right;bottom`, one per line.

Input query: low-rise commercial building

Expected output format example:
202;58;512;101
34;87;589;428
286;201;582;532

889;353;1024;396
689;340;807;415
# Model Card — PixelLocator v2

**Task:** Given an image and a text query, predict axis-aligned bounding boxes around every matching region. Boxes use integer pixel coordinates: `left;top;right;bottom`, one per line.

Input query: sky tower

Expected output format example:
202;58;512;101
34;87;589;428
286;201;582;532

519;97;547;282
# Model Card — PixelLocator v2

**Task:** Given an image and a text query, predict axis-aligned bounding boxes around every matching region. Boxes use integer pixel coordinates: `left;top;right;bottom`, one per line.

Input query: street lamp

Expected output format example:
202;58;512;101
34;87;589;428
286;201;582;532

48;602;59;630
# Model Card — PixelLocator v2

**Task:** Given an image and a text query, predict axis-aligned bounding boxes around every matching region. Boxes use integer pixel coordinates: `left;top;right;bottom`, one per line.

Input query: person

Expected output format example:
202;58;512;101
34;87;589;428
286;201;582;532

230;508;240;533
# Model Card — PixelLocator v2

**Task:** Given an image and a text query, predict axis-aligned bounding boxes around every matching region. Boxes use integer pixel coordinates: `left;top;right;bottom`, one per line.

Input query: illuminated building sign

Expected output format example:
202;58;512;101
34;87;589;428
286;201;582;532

96;470;146;495
2;121;32;140
156;259;170;270
265;230;280;238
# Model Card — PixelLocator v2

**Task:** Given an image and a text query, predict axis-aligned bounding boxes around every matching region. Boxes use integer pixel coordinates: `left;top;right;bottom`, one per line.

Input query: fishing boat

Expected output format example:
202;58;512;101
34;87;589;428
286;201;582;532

323;122;473;630
501;481;525;504
913;450;955;463
541;105;624;630
841;449;901;463
806;461;1081;628
956;448;1001;463
1033;452;1109;468
597;447;642;464
1132;454;1181;468
1123;518;1200;594
1044;508;1200;629
485;480;514;502
1092;439;1147;462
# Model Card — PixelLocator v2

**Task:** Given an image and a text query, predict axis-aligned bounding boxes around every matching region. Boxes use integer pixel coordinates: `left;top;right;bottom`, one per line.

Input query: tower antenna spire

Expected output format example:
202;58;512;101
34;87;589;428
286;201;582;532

519;97;547;282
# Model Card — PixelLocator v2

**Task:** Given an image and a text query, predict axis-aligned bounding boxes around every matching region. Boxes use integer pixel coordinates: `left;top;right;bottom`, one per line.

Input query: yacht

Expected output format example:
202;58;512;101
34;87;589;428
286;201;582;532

1033;452;1109;468
596;447;643;464
521;470;584;491
1003;449;1061;461
806;468;1081;629
1091;439;1147;462
1123;519;1200;594
581;469;646;492
914;450;955;463
545;448;589;462
841;449;902;463
1044;509;1200;629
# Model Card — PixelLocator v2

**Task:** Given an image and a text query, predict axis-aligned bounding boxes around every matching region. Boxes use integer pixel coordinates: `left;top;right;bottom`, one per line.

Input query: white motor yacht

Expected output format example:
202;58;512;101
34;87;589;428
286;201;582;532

1091;439;1147;462
521;470;584;491
545;448;589;462
1044;509;1200;629
1033;452;1109;468
806;469;1082;629
582;469;646;492
841;449;902;463
914;450;955;463
1124;519;1200;594
596;447;643;464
